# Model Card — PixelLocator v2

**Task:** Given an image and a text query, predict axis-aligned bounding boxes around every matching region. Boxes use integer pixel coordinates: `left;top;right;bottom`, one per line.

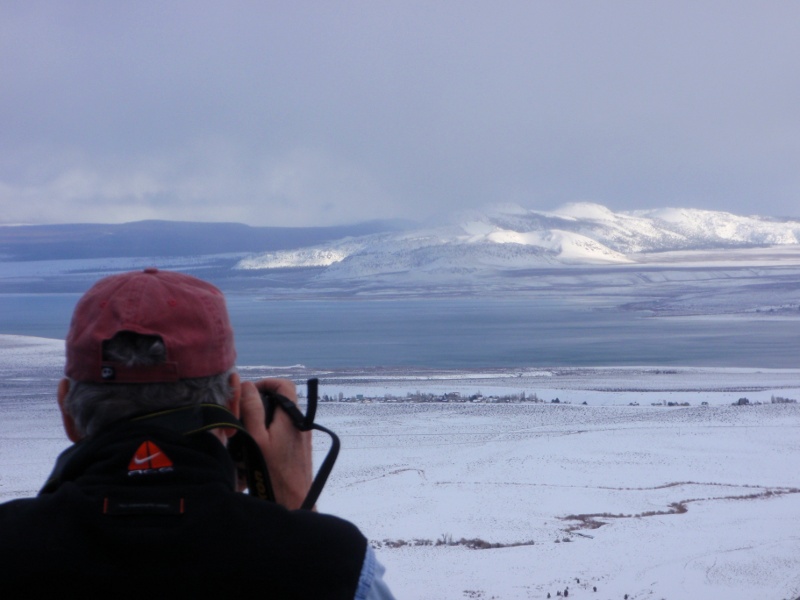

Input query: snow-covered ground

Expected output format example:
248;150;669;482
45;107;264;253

2;335;799;599
318;402;800;599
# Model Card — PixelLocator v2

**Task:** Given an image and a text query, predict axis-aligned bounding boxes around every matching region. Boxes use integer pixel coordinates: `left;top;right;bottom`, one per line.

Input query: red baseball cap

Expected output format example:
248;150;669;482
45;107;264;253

65;268;236;383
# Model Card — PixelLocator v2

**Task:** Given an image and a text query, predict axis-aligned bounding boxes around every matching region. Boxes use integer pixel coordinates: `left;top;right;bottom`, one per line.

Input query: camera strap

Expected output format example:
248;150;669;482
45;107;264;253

260;379;341;510
134;403;276;502
131;378;339;510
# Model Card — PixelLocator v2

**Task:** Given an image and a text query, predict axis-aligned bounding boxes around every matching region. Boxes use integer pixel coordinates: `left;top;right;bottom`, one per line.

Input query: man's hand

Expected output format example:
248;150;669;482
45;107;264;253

239;378;313;510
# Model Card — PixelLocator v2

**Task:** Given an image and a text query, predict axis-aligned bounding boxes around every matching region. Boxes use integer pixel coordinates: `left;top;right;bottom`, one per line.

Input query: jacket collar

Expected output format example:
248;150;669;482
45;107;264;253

41;420;236;495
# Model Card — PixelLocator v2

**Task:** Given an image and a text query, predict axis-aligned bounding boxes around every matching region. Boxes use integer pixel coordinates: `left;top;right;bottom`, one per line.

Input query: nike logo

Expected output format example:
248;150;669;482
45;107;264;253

128;441;174;473
133;452;162;465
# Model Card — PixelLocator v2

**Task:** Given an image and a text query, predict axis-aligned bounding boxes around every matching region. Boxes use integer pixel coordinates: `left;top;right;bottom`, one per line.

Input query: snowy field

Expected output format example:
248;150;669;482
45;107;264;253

1;335;799;599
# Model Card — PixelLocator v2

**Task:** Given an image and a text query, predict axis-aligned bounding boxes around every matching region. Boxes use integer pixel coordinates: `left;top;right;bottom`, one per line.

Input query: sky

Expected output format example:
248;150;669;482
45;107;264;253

1;1;798;227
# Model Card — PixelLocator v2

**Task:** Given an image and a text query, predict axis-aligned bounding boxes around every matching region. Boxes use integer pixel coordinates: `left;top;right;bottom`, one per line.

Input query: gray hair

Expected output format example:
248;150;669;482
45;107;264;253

63;331;235;437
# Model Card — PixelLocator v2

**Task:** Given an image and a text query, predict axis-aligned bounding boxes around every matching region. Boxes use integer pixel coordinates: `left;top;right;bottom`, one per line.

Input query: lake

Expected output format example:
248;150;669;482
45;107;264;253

0;293;796;369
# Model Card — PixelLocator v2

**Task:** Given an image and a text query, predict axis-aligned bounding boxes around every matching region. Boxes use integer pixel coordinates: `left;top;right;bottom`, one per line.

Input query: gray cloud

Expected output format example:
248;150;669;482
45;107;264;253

1;1;798;226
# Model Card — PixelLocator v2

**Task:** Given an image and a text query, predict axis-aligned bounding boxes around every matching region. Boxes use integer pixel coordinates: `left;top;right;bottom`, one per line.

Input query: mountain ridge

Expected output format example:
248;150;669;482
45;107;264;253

236;203;800;281
1;205;799;311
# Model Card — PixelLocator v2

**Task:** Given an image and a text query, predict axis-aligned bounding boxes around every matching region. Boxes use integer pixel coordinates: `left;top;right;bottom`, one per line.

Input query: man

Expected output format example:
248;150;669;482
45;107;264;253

0;268;394;597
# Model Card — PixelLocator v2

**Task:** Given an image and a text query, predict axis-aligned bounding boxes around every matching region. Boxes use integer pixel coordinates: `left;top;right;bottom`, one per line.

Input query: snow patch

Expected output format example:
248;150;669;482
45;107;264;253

236;240;368;270
237;248;352;269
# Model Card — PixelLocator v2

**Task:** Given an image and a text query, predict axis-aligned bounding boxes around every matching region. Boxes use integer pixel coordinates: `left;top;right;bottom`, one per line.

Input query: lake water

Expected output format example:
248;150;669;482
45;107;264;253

0;293;796;369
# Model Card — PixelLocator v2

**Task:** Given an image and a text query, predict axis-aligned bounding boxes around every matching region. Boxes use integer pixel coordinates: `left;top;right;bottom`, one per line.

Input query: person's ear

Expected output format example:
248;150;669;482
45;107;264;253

57;378;82;442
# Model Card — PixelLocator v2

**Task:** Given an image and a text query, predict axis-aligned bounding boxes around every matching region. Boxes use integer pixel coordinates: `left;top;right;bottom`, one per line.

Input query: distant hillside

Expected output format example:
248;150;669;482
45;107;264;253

1;207;799;311
0;219;412;261
236;203;800;279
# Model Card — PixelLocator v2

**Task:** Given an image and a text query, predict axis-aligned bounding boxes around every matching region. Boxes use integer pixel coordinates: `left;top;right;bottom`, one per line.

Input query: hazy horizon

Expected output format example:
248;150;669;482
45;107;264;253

2;2;799;227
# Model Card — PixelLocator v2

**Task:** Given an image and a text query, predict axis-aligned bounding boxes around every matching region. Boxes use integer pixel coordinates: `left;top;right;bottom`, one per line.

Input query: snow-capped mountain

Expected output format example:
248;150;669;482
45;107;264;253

1;205;798;310
235;203;800;280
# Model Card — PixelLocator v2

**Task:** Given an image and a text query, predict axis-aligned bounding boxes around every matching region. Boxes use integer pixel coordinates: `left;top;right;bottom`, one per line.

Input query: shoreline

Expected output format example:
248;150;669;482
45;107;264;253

2;334;798;407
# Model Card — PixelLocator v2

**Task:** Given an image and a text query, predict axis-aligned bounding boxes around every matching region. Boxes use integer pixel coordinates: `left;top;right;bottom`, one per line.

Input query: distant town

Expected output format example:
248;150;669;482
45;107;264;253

318;391;542;404
315;391;798;406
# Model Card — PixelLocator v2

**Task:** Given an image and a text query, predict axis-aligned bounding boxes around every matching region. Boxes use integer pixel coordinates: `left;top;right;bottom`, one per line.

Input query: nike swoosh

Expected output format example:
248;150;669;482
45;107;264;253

133;452;162;465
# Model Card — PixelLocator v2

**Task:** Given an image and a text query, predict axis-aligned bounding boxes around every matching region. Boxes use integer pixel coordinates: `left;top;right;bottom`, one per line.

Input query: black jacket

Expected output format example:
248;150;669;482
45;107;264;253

0;422;367;597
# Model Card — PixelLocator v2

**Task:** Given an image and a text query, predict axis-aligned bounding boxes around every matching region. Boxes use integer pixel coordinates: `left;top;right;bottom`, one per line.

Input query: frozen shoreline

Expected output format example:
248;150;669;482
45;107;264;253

3;334;799;406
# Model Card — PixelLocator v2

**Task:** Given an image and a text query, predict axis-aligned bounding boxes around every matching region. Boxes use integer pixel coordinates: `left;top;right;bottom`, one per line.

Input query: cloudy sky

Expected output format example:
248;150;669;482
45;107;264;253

2;1;798;226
